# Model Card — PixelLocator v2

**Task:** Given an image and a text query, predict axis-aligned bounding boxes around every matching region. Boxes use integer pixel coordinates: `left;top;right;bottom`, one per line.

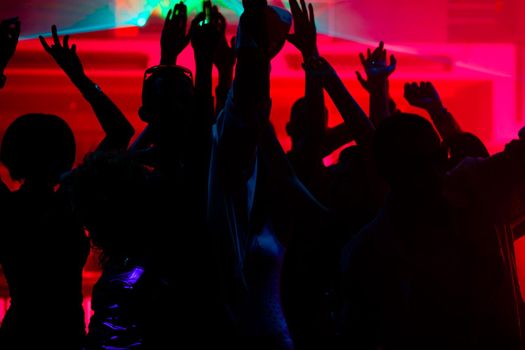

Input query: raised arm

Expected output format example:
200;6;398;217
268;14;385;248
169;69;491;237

212;0;274;187
445;132;525;225
404;82;462;140
190;5;226;120
0;17;20;194
356;41;396;126
160;2;190;66
213;24;236;116
319;57;375;146
287;0;326;160
404;81;490;167
207;0;289;301
40;26;134;152
0;17;20;89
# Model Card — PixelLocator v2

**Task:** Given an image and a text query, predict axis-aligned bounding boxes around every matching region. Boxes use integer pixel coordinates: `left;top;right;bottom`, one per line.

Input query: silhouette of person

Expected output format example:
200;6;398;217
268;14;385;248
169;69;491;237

131;3;236;347
64;153;156;349
342;113;525;349
207;1;315;348
0;114;89;349
404;81;489;167
282;9;388;347
0;17;19;89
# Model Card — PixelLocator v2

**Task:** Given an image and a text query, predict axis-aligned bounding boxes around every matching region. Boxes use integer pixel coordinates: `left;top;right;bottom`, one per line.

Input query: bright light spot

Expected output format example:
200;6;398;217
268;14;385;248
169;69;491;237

137;17;148;27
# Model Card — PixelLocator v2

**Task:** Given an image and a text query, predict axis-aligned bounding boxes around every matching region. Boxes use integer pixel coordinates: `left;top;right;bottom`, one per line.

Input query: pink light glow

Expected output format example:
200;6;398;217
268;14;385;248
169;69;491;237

1;0;525;327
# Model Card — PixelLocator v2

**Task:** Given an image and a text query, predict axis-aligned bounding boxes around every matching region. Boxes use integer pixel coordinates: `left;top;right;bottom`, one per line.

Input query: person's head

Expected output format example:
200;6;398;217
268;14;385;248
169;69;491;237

374;113;447;191
65;153;153;264
138;65;195;148
286;97;328;147
0;113;75;186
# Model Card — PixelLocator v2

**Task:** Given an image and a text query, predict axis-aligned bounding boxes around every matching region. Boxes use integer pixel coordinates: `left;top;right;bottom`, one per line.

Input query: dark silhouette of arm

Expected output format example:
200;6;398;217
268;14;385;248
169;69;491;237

321;57;375;146
446;134;525;225
0;18;17;191
356;42;396;126
214;35;235;116
404;81;462;140
213;3;272;187
40;26;134;152
160;2;190;66
322;122;353;157
0;17;20;89
287;0;326;177
211;8;236;116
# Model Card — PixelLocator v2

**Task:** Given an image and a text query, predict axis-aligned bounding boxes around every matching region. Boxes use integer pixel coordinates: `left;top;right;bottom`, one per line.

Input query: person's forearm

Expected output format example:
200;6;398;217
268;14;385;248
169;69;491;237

322;59;375;146
160;55;174;66
215;66;234;116
322;123;354;157
195;59;213;98
212;48;271;188
427;105;462;140
72;73;134;151
195;59;215;122
369;80;390;127
160;47;177;66
304;59;326;140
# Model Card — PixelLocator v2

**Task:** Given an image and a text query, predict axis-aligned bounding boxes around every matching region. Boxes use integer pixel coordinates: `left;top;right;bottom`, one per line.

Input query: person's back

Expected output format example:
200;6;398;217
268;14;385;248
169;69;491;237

0;114;89;349
0;186;88;347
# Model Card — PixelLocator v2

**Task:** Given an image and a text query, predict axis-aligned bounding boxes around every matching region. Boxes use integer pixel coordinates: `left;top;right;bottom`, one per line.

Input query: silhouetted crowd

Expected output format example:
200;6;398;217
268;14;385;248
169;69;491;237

0;0;524;349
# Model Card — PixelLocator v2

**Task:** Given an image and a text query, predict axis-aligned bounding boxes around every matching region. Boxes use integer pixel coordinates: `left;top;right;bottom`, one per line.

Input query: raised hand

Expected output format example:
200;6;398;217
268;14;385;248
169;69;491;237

405;81;461;138
213;8;236;73
41;25;133;151
160;2;190;65
238;0;271;57
404;81;443;111
356;41;396;87
0;17;21;72
190;6;223;65
39;25;84;81
287;0;318;59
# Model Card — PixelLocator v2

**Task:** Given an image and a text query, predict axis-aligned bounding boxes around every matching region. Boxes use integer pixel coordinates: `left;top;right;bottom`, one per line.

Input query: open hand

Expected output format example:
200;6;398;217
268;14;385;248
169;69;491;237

160;2;190;65
191;6;224;65
40;25;84;80
356;41;396;88
404;81;443;110
287;0;317;59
